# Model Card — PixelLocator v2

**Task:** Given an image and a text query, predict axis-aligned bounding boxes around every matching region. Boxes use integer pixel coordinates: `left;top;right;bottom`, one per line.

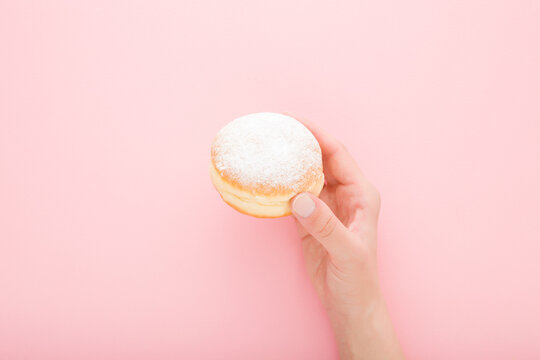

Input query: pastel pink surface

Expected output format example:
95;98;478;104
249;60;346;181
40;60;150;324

1;1;539;359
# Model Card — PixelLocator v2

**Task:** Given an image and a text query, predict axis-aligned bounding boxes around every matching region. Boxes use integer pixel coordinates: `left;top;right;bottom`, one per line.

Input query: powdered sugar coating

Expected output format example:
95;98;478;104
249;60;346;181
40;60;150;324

212;113;323;193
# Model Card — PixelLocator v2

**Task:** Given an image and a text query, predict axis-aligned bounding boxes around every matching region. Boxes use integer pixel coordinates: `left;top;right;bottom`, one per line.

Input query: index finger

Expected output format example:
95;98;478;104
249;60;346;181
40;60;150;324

294;116;365;186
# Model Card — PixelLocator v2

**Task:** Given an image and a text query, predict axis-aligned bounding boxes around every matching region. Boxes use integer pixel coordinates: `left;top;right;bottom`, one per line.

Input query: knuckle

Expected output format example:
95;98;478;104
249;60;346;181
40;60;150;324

317;216;338;239
300;233;312;242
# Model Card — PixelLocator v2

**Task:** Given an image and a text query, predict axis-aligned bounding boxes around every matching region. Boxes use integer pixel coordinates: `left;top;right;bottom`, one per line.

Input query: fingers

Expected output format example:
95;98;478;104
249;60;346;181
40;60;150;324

291;193;354;261
294;117;364;186
296;117;343;158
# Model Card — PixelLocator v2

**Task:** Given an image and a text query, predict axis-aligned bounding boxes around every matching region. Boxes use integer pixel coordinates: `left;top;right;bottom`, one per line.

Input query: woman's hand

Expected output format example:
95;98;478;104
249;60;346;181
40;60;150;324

291;120;404;360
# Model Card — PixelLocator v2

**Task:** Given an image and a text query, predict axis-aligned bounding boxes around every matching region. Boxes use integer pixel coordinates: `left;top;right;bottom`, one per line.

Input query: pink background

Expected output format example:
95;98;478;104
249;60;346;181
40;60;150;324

1;1;539;359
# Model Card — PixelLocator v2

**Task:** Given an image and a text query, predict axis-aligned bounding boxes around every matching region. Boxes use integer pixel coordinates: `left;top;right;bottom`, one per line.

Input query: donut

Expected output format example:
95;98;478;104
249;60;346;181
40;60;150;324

210;112;324;218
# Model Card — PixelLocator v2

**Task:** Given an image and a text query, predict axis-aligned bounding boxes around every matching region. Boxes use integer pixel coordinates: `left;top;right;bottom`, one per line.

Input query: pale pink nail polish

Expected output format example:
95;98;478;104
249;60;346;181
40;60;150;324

292;193;315;218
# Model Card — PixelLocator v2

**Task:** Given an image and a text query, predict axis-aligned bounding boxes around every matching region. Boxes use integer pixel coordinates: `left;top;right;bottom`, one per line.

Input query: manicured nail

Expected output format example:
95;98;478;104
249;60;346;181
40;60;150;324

292;193;315;218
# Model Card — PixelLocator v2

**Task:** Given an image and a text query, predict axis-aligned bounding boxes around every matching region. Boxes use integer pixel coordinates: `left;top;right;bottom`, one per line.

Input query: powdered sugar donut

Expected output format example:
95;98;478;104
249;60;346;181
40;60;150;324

210;112;324;218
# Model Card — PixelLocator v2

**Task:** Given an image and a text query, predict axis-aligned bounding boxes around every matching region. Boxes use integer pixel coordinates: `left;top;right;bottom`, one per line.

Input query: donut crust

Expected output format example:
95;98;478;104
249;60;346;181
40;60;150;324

209;161;324;218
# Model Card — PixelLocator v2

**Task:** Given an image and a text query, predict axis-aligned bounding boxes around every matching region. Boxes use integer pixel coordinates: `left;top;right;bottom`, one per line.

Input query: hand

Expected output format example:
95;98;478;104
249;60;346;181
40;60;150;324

290;120;404;360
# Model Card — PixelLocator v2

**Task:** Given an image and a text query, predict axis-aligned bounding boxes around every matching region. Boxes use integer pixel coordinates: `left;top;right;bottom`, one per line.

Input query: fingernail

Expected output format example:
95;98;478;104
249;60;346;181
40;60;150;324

292;193;315;218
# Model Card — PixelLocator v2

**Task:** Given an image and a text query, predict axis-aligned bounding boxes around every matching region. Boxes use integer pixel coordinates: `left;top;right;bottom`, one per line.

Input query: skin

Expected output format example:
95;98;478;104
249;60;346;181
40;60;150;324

290;119;404;360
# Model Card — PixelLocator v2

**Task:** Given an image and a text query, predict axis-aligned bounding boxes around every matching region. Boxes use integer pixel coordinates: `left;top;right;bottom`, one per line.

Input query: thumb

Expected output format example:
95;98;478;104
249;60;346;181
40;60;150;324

291;193;352;260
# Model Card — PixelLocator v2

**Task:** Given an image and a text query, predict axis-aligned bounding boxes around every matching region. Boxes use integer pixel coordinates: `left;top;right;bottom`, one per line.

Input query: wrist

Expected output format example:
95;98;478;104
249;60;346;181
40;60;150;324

331;297;402;360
